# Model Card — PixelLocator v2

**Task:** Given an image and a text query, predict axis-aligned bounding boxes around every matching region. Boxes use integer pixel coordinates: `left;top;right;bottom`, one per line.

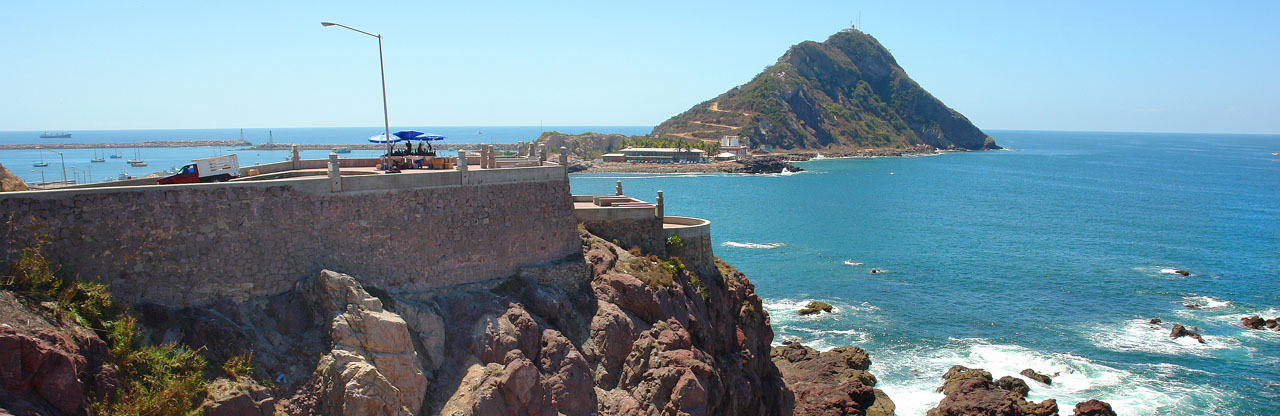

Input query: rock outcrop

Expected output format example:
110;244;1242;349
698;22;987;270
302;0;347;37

435;230;791;414
798;301;832;316
926;365;1112;416
654;29;997;151
1169;324;1205;343
736;156;804;174
770;340;894;416
1019;368;1052;385
0;163;27;192
0;291;119;416
1072;399;1118;416
292;270;428;416
1241;315;1279;331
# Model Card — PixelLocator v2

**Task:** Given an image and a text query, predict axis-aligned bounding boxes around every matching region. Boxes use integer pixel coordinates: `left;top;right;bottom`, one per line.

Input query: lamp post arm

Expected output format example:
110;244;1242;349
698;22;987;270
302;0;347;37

325;22;379;38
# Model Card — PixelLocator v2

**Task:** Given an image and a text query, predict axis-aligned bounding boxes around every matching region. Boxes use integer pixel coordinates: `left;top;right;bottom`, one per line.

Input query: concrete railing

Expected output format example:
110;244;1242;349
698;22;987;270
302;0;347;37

662;216;711;240
661;216;715;277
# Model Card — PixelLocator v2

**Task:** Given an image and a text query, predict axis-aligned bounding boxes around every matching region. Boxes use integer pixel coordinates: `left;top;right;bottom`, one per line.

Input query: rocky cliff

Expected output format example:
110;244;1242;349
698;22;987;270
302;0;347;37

3;219;914;415
653;29;998;151
7;227;865;415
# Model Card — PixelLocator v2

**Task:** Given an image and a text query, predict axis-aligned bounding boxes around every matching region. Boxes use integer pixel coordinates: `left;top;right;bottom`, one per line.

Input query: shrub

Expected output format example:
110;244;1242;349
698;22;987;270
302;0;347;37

3;228;210;416
222;353;254;380
666;235;684;249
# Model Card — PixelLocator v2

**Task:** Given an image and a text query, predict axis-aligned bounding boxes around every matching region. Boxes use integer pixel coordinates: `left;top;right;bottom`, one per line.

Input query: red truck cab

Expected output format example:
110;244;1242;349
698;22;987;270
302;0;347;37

157;164;199;184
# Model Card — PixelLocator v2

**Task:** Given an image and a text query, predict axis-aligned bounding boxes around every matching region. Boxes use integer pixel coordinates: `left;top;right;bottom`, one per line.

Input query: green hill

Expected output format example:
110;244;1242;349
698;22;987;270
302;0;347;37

653;29;998;151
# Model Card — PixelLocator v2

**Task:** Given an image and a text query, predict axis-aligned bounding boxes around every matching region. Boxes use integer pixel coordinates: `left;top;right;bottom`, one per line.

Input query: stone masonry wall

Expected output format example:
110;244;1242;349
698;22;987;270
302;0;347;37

0;178;579;306
581;218;665;257
666;233;715;278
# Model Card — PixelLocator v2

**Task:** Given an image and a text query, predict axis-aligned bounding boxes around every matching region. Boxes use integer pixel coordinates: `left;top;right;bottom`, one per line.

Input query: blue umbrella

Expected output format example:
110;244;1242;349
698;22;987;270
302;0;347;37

402;132;446;153
368;134;402;144
393;130;425;141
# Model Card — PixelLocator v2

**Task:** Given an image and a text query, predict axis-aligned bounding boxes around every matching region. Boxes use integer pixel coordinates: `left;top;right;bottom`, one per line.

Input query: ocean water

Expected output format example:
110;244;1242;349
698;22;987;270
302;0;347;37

0;126;650;184
569;131;1280;415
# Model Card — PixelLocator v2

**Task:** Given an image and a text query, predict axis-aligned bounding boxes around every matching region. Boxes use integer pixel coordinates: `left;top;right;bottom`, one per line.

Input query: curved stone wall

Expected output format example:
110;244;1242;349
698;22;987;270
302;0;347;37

662;216;716;278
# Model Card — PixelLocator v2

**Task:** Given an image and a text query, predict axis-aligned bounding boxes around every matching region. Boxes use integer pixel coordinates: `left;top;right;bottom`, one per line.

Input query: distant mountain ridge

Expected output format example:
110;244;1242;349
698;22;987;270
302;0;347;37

653;29;998;151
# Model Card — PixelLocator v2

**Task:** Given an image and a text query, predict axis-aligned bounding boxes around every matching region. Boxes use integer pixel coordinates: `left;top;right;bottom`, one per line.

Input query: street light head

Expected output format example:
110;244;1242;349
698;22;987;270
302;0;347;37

320;21;336;27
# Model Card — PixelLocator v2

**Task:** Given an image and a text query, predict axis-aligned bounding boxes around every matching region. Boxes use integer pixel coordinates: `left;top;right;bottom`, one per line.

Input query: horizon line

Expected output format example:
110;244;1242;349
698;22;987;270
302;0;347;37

2;126;1278;136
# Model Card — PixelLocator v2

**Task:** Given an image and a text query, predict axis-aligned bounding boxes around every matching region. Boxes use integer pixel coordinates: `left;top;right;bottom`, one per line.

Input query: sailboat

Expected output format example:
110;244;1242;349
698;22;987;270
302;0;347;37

109;147;122;159
127;149;148;167
33;150;49;167
90;149;106;163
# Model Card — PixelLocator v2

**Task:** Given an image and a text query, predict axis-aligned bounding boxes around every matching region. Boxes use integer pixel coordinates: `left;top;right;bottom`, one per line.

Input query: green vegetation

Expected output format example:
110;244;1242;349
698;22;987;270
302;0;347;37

619;137;719;154
665;235;684;249
222;353;254;380
652;29;995;151
2;227;211;416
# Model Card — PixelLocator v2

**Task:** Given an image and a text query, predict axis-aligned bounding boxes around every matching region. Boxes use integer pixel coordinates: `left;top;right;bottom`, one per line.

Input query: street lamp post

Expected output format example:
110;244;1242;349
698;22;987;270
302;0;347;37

47;149;67;185
321;21;393;170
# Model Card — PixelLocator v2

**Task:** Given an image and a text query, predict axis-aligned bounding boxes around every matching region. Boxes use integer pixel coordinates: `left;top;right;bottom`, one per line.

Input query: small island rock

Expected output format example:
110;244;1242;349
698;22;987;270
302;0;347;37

1170;323;1205;343
798;301;834;316
1020;368;1053;385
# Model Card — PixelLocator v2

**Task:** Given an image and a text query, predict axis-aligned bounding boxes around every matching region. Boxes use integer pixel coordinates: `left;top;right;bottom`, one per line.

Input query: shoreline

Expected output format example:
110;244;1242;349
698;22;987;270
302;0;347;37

573;145;949;174
0;140;253;150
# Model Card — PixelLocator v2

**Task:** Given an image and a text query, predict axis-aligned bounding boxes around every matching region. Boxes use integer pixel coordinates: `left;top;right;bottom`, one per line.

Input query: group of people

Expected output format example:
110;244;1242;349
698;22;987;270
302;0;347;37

388;141;435;157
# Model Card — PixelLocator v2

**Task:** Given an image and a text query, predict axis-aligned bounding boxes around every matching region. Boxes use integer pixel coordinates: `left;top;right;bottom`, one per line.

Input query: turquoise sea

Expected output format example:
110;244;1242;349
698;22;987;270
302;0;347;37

570;131;1280;415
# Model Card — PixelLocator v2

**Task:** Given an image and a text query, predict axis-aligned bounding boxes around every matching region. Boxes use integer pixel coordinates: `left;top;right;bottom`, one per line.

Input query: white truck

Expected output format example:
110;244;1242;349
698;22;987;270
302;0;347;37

157;154;240;184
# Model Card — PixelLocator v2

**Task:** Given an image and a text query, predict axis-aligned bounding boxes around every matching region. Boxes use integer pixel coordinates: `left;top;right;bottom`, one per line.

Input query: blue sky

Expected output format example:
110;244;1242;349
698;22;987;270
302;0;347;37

2;1;1277;133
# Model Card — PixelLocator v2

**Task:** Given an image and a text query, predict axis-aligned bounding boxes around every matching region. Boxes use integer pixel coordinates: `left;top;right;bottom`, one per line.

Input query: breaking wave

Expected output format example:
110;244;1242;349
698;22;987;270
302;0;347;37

721;241;787;249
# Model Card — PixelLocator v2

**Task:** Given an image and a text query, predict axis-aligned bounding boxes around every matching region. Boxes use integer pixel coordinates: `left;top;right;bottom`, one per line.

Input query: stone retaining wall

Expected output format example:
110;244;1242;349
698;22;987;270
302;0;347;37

662;217;716;278
0;169;579;306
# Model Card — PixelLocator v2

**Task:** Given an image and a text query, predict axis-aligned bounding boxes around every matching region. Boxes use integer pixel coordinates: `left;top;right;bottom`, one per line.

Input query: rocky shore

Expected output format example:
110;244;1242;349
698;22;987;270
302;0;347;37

571;156;804;175
926;365;1115;416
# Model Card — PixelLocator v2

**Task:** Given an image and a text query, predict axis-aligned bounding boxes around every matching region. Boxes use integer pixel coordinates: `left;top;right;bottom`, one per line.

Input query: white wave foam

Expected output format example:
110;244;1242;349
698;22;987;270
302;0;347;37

1179;295;1231;309
1086;318;1245;357
1132;266;1190;279
843;260;863;266
721;241;786;249
871;338;1239;416
763;298;880;325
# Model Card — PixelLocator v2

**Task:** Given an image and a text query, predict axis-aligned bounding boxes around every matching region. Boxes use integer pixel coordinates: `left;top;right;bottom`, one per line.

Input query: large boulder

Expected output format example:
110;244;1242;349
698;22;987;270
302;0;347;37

926;366;1061;416
1019;368;1052;385
1169;324;1205;343
1072;399;1117;416
0;291;119;416
770;341;892;416
295;270;428;416
0;163;27;192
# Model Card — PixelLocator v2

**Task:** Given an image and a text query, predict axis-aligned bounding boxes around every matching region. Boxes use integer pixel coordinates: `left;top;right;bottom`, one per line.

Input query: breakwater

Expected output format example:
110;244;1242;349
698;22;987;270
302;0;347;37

0;140;253;150
243;142;521;151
